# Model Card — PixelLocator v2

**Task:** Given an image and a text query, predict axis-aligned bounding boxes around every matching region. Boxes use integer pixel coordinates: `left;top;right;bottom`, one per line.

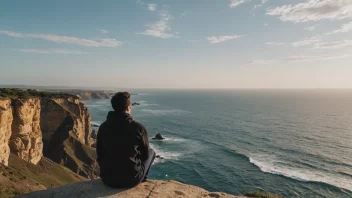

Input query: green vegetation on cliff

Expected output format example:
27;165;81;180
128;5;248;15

0;88;79;100
0;154;86;197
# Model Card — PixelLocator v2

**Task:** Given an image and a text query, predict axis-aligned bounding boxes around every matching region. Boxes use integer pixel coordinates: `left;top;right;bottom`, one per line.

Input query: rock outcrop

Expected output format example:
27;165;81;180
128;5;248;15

41;98;91;145
18;180;248;198
10;98;43;165
77;92;113;100
0;99;13;166
44;116;98;179
0;90;95;179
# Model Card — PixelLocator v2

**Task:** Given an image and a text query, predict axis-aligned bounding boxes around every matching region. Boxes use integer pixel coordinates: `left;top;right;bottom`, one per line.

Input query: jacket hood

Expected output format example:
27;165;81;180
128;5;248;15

107;111;133;123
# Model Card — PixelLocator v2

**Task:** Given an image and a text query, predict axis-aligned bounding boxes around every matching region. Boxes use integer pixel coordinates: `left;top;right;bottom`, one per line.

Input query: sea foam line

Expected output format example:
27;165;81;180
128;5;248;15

248;155;352;191
150;143;182;164
140;109;190;116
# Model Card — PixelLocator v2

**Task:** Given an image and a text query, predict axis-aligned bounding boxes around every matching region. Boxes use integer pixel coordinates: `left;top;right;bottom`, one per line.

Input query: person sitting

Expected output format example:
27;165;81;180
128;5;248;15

96;92;156;188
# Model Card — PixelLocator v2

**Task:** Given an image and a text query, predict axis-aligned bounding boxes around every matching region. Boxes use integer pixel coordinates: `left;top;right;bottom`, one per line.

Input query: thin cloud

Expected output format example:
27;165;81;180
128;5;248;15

253;0;269;9
229;0;268;8
305;26;317;31
266;42;285;46
137;10;178;39
285;54;349;62
229;0;247;8
251;54;349;64
292;36;322;47
148;4;157;11
97;29;109;34
0;30;24;37
17;49;89;55
313;40;352;49
325;22;352;35
207;35;245;44
267;0;352;23
0;30;122;47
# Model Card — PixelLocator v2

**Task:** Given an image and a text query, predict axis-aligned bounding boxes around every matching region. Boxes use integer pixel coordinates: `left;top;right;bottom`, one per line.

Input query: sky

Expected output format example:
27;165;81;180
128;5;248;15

1;0;352;89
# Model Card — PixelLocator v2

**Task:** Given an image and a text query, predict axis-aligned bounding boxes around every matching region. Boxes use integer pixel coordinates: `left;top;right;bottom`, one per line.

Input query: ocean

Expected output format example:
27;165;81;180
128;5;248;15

84;90;352;198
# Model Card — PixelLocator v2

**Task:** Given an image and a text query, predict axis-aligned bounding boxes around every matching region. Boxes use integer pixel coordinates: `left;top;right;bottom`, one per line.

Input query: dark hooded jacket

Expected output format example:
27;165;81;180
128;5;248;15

96;111;150;187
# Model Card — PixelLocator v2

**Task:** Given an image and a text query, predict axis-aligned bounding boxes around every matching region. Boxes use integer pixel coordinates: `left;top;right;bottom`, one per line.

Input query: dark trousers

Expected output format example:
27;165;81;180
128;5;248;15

140;149;156;182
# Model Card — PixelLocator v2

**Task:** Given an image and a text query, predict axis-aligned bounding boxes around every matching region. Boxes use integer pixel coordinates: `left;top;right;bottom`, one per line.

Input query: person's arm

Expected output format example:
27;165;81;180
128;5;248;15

139;126;150;160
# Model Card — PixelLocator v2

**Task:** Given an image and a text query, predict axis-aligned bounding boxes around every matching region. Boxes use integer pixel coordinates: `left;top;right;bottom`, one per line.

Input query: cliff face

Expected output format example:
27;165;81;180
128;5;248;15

17;180;248;198
78;92;112;100
44;115;98;179
10;98;43;165
0;96;95;179
41;98;91;146
0;99;13;166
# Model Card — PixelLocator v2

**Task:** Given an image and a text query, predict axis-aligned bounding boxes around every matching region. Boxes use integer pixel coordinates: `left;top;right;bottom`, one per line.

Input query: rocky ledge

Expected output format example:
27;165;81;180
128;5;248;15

18;179;247;198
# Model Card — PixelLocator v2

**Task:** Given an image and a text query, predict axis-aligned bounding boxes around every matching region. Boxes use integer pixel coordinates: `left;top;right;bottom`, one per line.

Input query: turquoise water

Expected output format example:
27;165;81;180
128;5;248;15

84;90;352;198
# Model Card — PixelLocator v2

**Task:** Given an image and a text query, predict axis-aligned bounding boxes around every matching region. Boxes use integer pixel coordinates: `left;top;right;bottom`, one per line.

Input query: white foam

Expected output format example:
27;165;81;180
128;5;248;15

151;137;186;142
91;121;101;126
136;101;158;107
140;109;190;116
150;143;182;164
248;154;352;191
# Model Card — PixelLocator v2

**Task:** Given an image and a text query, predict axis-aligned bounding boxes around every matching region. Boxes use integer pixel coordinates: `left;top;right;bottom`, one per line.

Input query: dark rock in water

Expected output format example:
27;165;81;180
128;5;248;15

152;133;165;140
132;102;140;106
156;155;164;160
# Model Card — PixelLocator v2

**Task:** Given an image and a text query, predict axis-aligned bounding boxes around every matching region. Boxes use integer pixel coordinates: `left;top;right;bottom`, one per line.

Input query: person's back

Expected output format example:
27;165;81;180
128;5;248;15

96;92;155;188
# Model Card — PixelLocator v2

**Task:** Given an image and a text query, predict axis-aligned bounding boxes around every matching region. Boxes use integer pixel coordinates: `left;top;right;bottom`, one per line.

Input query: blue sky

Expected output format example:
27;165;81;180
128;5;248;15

1;0;352;88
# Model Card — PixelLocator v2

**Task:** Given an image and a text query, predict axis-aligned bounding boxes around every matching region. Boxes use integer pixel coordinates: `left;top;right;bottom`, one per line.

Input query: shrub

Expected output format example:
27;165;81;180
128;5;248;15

0;88;79;99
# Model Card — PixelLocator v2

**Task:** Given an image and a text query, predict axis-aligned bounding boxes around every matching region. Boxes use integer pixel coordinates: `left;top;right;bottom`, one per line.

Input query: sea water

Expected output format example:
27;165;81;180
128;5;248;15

84;90;352;198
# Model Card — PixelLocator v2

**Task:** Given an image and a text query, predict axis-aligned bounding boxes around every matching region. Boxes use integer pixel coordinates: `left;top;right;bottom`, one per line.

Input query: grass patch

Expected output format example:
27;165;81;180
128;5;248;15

0;186;30;198
245;191;282;198
0;154;86;196
0;88;79;100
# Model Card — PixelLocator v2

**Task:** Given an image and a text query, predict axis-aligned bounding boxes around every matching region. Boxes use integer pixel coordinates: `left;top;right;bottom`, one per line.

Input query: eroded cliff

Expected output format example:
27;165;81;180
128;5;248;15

10;98;43;165
0;89;96;179
0;99;13;166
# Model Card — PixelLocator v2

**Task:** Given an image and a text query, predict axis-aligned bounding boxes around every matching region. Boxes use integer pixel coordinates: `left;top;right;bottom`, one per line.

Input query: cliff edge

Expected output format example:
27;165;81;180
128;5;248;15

18;179;247;198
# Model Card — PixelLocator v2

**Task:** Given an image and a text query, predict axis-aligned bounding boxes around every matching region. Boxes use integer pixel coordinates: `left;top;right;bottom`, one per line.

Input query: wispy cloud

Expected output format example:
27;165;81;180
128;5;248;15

0;30;24;37
292;36;322;47
148;4;157;11
325;22;352;35
17;49;89;55
137;10;178;39
253;0;269;9
229;0;248;8
285;54;349;62
230;0;268;8
305;26;317;31
251;54;349;64
266;42;284;46
0;30;122;47
207;35;245;44
313;40;352;49
97;29;109;34
267;0;352;23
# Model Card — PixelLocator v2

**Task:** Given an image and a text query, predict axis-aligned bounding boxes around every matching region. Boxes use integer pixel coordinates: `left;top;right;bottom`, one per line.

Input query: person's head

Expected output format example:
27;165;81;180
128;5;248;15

111;92;132;113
